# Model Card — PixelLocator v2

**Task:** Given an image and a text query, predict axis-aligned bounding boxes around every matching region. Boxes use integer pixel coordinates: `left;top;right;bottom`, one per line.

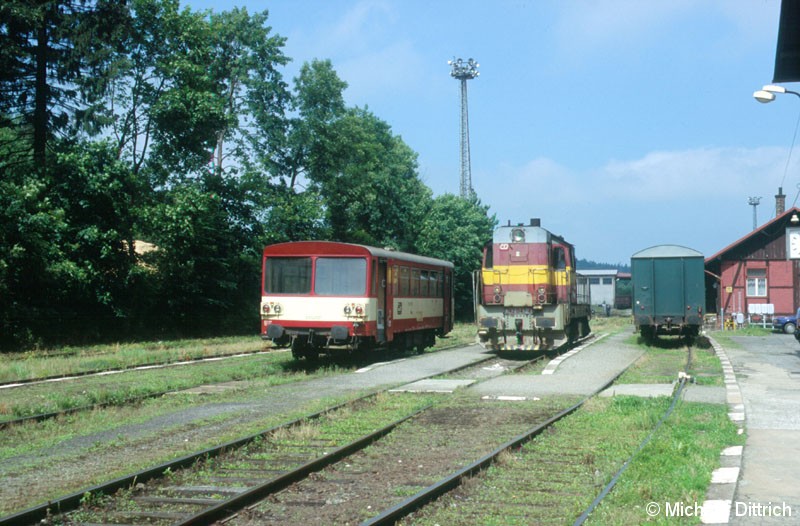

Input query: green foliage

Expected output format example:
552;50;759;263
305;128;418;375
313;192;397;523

0;1;496;349
415;195;497;319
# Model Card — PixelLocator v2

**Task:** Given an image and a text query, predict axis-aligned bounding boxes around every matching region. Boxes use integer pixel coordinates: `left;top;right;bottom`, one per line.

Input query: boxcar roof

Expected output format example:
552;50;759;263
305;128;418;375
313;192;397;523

262;241;454;268
631;244;703;259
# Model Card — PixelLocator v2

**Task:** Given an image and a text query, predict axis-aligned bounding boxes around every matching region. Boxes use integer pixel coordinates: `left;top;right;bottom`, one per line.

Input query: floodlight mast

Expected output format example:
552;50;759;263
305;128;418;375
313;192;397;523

449;58;479;198
748;196;762;230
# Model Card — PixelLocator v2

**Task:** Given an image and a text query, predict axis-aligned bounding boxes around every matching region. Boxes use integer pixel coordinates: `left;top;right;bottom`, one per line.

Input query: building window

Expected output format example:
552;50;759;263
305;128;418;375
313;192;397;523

746;268;767;297
602;277;613;285
588;277;600;285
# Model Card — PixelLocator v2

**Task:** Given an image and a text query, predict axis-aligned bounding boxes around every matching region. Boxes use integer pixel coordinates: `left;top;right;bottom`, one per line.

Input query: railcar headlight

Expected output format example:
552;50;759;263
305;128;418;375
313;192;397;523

344;304;352;315
355;305;364;316
493;285;502;295
263;302;281;315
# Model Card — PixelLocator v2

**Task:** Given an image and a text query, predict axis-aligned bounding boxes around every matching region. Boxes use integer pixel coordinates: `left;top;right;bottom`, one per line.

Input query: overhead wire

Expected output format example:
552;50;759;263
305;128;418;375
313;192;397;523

784;107;800;207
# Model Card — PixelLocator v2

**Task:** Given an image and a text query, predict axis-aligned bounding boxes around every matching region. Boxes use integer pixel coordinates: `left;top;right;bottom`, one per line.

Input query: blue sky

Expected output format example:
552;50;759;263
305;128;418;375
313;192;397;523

187;0;796;265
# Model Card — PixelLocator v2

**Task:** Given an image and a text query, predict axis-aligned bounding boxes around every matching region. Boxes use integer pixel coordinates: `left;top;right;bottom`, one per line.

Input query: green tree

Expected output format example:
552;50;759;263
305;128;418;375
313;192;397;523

0;140;65;348
0;0;128;168
415;194;496;319
47;140;146;339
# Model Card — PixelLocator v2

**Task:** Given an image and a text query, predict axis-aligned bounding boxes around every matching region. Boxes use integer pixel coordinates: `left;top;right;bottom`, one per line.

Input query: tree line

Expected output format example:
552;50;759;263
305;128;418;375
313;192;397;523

0;0;495;350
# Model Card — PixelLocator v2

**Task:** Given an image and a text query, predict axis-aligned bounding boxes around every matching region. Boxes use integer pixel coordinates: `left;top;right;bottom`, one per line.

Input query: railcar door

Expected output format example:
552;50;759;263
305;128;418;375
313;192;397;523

444;268;453;332
377;258;387;342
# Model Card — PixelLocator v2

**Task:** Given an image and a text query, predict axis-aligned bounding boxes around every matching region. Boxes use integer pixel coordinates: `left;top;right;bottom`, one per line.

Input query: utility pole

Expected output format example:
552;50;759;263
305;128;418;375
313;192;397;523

449;57;479;198
748;196;762;230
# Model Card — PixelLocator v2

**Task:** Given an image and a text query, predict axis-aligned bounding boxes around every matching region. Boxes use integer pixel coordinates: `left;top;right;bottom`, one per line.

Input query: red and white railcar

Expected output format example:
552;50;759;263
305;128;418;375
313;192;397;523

260;241;454;359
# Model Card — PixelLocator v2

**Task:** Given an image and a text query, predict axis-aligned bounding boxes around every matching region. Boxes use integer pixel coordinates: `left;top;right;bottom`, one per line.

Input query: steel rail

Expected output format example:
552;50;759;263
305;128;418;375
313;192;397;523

361;346;625;526
572;377;688;525
0;348;498;525
0;394;374;526
0;349;273;390
173;405;432;526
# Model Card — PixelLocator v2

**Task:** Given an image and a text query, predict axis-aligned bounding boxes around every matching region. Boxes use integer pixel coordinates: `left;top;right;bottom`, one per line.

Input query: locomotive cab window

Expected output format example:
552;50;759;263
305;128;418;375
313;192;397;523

483;242;494;269
264;257;312;294
552;246;567;270
314;257;367;296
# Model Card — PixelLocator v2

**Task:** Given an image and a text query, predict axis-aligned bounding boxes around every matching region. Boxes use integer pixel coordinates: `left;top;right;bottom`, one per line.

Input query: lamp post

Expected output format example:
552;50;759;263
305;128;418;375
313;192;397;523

753;84;800;103
754;84;800;214
449;57;479;198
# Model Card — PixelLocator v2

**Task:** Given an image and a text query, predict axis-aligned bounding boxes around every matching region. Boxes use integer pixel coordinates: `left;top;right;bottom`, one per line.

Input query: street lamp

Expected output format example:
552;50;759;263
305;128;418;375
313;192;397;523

753;84;800;103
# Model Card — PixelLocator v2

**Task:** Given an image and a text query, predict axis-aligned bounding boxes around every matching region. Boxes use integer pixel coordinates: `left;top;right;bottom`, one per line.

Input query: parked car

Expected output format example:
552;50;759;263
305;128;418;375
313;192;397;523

774;309;800;334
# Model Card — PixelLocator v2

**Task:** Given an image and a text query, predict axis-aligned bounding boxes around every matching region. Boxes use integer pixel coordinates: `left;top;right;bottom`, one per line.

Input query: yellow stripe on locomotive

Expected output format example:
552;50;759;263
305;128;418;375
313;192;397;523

475;219;591;351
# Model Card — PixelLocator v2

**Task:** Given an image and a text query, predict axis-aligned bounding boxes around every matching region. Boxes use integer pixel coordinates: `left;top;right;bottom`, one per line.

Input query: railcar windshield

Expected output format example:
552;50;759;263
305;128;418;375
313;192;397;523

314;257;367;296
264;257;312;294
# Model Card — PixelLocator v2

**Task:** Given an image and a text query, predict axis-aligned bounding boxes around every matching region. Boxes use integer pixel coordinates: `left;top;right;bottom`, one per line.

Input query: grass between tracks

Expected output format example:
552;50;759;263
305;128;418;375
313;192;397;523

617;335;723;387
407;320;742;525
407;396;742;526
0;336;266;383
0;323;475;422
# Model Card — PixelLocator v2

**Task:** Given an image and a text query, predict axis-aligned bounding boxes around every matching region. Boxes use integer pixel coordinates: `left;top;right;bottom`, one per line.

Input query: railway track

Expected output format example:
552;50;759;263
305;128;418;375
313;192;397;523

0;336;595;525
0;349;273;390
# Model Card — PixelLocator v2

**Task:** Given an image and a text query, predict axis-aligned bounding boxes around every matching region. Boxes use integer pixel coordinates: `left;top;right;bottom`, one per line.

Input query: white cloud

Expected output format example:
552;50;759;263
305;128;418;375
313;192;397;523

479;146;791;208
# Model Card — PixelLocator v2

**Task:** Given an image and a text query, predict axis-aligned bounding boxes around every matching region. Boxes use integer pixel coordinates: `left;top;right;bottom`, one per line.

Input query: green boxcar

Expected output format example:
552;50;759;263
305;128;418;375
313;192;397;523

631;245;705;338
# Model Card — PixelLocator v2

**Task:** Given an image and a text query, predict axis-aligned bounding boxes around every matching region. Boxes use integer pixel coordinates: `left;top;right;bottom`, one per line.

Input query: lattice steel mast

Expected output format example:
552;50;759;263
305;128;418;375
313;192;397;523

449;58;479;198
748;196;762;230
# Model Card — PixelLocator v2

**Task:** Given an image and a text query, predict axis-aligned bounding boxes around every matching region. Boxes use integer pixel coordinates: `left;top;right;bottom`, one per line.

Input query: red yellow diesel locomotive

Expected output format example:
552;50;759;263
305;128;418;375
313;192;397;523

261;241;454;360
475;219;591;351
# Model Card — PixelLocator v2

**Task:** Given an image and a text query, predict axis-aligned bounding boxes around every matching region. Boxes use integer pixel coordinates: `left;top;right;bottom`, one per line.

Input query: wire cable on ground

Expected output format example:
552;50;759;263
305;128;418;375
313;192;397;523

572;377;688;526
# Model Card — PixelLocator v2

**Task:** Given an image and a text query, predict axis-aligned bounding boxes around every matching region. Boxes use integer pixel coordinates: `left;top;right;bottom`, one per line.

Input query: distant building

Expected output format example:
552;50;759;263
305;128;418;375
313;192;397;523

705;205;800;318
579;269;618;306
615;272;632;309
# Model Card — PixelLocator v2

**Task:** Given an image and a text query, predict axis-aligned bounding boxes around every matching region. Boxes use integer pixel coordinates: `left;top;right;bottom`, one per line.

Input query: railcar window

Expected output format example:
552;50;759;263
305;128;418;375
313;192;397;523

315;258;367;296
400;267;410;296
412;269;420;296
420;270;429;297
264;257;312;294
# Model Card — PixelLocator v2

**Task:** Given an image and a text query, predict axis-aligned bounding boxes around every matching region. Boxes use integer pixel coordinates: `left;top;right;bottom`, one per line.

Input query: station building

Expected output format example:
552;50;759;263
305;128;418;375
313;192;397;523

705;191;800;319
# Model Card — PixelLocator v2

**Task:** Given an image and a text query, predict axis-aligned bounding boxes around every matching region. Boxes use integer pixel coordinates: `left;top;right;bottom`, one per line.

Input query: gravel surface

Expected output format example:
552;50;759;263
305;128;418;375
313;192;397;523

725;333;800;524
0;345;491;516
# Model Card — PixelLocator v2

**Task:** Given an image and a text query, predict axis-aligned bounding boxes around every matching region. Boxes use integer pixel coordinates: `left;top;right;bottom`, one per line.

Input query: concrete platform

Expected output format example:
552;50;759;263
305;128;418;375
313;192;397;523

471;331;643;399
599;383;674;398
723;334;800;525
389;378;475;393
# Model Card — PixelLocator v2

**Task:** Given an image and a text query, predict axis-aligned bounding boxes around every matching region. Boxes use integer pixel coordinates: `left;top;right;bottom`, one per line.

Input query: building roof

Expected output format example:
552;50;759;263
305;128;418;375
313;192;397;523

705;206;800;263
577;269;619;277
632;244;703;259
